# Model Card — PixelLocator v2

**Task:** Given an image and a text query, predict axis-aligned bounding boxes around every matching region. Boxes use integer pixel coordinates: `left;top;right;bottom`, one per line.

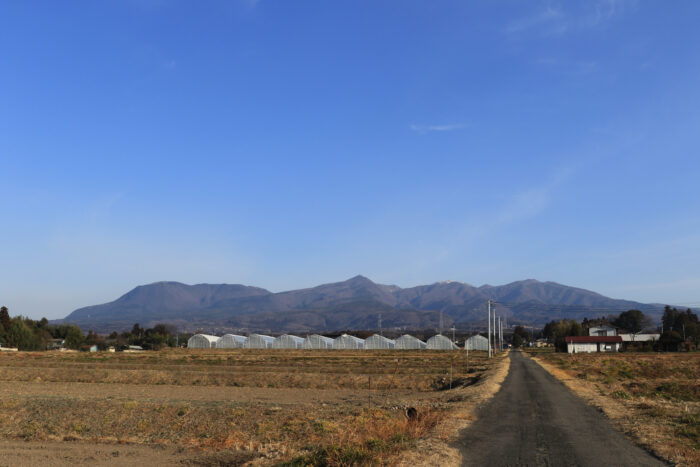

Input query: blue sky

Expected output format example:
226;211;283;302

2;1;700;319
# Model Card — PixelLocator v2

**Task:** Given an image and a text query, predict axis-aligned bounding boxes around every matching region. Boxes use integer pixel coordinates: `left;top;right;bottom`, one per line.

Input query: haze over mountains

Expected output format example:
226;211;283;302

61;276;666;333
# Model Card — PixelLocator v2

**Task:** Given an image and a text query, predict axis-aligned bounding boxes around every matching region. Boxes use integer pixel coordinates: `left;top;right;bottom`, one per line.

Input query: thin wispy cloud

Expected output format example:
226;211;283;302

493;166;574;225
505;6;565;35
505;1;635;36
410;122;467;134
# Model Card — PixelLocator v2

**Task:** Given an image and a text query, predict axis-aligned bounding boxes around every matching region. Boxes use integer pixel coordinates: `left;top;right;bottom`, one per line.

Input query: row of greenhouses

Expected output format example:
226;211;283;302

188;333;490;350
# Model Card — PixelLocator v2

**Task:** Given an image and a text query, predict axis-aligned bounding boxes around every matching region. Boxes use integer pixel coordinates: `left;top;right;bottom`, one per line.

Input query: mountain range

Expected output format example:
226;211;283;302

60;276;667;333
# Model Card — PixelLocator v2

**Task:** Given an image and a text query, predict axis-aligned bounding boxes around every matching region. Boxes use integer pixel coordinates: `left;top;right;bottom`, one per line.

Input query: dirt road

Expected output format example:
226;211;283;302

456;351;667;467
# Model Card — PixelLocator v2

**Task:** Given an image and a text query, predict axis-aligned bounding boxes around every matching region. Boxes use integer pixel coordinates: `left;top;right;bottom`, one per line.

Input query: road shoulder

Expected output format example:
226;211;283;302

397;352;511;466
528;353;678;465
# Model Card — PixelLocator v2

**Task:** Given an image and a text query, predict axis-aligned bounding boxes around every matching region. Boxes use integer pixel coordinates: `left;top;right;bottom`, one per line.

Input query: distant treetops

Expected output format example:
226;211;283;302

0;306;180;351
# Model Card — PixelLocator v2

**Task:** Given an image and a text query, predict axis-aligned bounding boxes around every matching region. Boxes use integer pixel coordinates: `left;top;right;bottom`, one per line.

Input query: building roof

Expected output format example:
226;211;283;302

566;336;622;343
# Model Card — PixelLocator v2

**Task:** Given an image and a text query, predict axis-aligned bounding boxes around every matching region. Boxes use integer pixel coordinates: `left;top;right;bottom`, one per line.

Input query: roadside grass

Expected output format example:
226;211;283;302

534;352;700;465
0;349;490;465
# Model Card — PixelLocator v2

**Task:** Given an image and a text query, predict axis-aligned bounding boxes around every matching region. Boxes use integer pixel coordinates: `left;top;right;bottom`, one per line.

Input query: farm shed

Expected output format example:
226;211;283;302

246;334;275;349
464;335;489;351
302;334;334;349
566;336;622;353
394;334;427;350
426;334;458;350
273;334;304;349
216;334;247;349
619;333;660;342
364;334;395;350
333;334;364;350
187;334;219;349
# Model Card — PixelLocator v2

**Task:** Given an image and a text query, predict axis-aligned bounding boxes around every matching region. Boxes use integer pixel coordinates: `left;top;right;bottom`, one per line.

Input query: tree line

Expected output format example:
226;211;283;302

526;307;699;352
0;306;186;351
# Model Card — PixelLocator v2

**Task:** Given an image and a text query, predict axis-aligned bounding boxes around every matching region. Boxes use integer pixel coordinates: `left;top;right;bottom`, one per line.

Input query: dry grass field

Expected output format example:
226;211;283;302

0;349;501;465
531;352;700;466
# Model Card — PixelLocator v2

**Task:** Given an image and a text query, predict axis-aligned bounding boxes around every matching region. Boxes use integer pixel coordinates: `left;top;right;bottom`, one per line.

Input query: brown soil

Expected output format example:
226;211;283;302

0;349;500;465
0;439;258;467
0;380;426;406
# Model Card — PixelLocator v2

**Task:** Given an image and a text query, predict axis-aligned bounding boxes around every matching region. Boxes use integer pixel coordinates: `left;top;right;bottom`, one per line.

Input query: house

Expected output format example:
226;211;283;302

566;336;622;353
588;326;616;336
535;338;549;348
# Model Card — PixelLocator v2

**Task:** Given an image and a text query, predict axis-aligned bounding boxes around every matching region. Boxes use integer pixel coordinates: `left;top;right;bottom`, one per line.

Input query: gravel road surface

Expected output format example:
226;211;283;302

456;351;667;467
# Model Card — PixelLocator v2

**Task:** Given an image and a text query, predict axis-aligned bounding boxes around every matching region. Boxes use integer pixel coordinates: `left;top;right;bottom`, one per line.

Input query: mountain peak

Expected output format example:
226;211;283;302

345;275;374;284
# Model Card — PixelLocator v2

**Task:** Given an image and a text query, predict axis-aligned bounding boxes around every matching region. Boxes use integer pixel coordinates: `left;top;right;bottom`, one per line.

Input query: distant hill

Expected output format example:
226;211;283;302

60;275;667;333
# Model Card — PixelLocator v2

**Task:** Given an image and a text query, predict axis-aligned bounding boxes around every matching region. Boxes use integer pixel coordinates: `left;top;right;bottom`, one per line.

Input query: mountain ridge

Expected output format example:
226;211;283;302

60;276;668;333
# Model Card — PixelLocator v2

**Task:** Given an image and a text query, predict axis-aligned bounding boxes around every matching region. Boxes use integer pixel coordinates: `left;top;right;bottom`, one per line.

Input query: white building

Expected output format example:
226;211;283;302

216;334;247;349
364;334;395;350
273;334;304;349
394;334;426;350
245;334;275;349
588;326;617;336
619;333;660;343
464;335;489;351
426;334;458;350
566;336;622;353
333;334;364;350
187;334;219;349
302;334;334;349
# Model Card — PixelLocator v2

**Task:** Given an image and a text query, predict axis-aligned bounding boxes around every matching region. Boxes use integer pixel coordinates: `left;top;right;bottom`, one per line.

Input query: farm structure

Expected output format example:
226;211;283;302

216;334;247;349
464;335;489;351
188;332;470;350
333;334;365;350
246;334;275;349
394;334;427;349
619;333;660;343
426;334;458;350
302;335;334;349
273;334;304;349
364;334;395;350
566;336;622;353
187;334;219;349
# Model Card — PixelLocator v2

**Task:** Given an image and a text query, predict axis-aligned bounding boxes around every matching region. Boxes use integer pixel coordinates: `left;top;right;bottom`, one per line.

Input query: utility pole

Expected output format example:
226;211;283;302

451;325;456;345
379;313;382;337
486;300;491;358
496;317;499;351
488;300;492;358
493;306;497;354
499;317;503;351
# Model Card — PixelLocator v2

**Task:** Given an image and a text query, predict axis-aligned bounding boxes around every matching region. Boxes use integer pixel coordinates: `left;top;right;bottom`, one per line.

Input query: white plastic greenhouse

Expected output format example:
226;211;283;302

426;334;458;350
302;334;334;349
464;335;489;351
216;334;247;349
333;334;365;350
187;334;219;349
394;334;427;350
273;334;304;349
246;333;275;349
364;334;395;350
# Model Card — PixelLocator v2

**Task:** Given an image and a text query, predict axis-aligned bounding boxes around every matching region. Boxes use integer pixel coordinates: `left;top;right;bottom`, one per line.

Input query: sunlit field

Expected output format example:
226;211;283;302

0;349;495;465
